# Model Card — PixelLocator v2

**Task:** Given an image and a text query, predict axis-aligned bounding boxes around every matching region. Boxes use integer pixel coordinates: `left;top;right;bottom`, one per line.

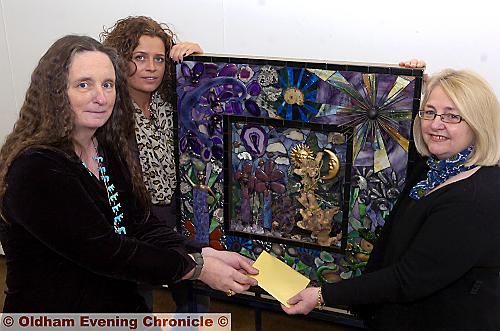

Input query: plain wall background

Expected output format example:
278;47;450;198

1;0;499;142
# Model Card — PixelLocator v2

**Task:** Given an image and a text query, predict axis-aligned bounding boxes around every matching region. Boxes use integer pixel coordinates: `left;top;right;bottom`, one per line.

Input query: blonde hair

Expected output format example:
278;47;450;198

413;69;500;166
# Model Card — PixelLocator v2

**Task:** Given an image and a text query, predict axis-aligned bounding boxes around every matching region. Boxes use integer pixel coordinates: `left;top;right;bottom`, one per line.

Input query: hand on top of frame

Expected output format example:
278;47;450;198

399;58;426;69
399;58;429;81
281;286;320;315
169;42;203;62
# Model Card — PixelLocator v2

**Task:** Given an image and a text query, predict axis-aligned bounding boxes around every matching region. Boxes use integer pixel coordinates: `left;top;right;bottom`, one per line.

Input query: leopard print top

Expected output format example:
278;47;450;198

133;92;176;205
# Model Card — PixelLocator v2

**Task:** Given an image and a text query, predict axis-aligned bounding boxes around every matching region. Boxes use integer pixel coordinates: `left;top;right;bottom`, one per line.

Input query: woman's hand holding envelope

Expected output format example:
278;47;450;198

281;287;321;315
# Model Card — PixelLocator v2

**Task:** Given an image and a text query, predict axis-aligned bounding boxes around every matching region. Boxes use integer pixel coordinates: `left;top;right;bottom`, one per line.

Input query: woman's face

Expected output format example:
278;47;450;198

421;85;475;160
127;35;166;97
67;51;116;135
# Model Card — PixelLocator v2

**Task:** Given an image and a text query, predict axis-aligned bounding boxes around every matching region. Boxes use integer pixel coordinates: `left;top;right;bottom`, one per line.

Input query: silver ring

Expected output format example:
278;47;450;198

226;289;235;296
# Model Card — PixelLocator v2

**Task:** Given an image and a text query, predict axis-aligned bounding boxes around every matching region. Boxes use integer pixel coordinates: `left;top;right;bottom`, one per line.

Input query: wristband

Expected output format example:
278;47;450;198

188;253;204;280
316;287;325;310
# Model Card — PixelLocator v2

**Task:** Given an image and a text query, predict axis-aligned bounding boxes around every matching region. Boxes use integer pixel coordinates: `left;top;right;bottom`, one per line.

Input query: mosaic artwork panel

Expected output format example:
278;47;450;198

176;56;422;284
227;117;350;250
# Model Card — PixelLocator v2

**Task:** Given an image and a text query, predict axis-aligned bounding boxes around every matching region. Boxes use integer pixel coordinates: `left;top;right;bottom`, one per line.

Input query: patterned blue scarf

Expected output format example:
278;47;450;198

409;146;475;200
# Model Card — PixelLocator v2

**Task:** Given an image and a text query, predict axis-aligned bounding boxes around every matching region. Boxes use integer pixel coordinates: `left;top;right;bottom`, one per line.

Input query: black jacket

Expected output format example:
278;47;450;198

0;146;197;312
323;160;500;330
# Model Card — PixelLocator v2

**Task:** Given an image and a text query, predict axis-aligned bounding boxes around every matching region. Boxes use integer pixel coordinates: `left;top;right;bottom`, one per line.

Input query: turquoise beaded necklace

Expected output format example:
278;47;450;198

81;140;126;235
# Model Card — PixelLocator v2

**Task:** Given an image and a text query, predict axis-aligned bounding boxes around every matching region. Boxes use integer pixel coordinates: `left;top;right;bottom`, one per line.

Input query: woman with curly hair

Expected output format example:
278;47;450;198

101;16;212;312
100;16;215;312
101;16;201;229
0;35;257;312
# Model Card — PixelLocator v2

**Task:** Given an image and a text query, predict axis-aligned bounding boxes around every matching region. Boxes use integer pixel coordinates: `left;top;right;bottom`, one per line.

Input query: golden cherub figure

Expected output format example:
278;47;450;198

290;144;341;245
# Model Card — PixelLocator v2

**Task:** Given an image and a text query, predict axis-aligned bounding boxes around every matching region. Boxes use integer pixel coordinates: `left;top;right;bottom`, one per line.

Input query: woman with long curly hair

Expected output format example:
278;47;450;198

0;35;257;312
101;16;201;229
101;16;212;312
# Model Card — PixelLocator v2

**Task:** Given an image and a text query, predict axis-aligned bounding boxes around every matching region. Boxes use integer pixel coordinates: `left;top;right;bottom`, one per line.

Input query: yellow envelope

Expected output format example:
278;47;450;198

250;250;310;307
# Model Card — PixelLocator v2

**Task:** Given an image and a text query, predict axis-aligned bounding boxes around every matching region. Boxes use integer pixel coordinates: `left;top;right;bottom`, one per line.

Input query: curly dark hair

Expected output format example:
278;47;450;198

100;16;178;106
0;35;149;218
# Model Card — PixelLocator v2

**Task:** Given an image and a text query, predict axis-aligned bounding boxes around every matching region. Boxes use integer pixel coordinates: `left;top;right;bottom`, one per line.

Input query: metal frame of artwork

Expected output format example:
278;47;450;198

175;54;423;289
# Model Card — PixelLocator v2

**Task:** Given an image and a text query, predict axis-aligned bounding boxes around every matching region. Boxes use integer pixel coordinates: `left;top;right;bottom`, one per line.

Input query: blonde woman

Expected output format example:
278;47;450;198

283;69;500;331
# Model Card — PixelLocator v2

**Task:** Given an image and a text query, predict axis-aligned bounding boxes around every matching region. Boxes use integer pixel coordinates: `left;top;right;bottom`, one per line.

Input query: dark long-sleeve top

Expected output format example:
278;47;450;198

323;160;500;330
0;145;198;312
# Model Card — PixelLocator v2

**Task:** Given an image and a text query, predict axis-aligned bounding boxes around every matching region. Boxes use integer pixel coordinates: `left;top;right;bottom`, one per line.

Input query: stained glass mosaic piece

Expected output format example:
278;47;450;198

176;55;422;286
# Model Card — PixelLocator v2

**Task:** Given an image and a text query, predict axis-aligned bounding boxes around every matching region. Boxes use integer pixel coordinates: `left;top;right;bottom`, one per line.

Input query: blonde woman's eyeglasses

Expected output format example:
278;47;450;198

418;110;464;124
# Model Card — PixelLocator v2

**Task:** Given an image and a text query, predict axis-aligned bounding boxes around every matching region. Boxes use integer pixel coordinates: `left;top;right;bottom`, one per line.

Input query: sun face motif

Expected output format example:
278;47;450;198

290;144;314;166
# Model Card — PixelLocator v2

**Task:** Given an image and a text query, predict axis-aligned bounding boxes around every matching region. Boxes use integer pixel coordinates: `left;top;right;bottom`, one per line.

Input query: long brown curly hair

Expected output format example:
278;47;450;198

100;16;178;106
0;35;149;219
